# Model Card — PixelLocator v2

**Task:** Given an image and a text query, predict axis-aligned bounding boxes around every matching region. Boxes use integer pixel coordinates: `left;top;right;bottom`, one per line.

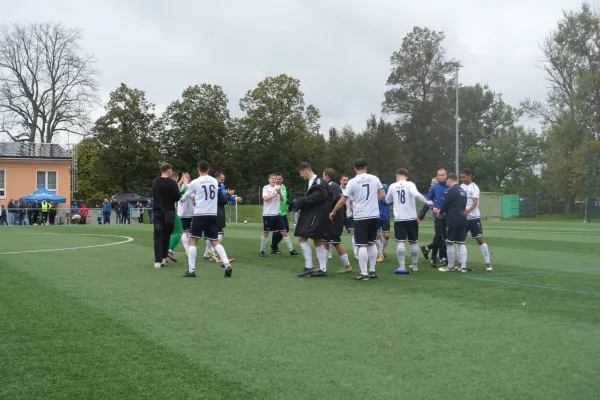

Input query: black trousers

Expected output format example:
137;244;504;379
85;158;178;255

271;215;290;250
153;214;174;263
428;218;447;259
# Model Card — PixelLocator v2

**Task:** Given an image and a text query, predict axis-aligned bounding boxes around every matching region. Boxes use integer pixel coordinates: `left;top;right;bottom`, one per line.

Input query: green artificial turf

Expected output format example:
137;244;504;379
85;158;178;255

1;221;599;399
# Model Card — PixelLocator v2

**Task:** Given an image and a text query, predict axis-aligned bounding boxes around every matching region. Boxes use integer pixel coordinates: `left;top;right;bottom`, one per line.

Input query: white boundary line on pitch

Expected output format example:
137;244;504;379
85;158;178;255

0;233;134;255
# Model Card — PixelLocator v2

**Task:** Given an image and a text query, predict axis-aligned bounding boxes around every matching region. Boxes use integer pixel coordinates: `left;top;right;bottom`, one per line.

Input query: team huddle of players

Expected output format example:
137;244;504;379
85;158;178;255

166;158;492;280
260;158;492;280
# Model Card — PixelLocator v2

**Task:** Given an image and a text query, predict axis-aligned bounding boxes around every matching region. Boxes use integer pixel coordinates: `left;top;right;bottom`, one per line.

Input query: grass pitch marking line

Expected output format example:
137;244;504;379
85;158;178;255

468;268;600;277
0;234;134;255
460;275;600;297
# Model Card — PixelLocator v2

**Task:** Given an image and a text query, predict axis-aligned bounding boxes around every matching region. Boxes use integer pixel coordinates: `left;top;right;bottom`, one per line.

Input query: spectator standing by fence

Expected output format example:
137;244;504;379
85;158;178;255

7;199;15;226
147;199;154;223
102;199;111;224
0;205;7;226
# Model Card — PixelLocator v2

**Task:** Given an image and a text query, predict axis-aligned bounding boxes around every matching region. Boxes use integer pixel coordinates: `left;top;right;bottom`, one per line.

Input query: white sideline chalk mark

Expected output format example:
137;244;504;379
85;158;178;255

0;234;134;255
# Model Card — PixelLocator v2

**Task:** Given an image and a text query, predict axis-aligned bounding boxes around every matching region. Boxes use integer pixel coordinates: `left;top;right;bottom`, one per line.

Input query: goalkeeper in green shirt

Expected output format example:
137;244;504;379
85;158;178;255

271;173;290;254
168;173;192;262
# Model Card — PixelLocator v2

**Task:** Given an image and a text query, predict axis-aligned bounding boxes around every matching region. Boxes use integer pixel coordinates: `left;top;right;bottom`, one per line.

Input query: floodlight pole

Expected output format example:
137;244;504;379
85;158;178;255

586;142;592;223
454;63;461;177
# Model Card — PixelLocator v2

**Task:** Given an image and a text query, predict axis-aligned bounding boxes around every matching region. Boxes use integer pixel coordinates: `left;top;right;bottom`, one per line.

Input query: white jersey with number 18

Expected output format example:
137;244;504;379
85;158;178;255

344;173;382;220
181;175;219;216
386;180;428;221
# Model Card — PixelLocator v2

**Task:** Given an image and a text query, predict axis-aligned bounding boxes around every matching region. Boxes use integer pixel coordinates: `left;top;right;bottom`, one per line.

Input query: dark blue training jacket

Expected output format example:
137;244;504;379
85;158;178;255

427;181;448;220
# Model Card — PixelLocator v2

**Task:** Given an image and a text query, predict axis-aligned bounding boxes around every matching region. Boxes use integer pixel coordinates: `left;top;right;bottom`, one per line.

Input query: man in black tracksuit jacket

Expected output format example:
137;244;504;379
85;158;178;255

322;168;353;273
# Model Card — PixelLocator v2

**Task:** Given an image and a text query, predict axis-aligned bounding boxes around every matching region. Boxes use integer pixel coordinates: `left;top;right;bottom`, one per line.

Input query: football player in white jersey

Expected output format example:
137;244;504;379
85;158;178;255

260;174;298;257
386;169;433;273
460;168;492;271
331;158;385;280
180;160;233;278
340;175;358;260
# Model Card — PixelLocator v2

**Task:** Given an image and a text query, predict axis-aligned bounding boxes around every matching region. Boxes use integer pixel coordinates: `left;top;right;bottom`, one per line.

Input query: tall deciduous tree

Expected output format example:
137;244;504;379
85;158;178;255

357;115;402;186
463;125;544;191
159;84;236;183
74;137;118;205
523;4;600;211
0;22;98;143
91;84;160;194
238;74;322;189
323;125;360;177
382;26;457;181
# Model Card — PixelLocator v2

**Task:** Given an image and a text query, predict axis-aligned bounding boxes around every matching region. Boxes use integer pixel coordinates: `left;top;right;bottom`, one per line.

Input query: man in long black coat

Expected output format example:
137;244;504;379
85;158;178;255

294;162;332;277
322;168;353;274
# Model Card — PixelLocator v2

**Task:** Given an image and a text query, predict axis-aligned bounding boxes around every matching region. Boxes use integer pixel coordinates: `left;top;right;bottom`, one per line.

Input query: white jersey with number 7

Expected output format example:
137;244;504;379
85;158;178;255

181;176;219;216
344;173;383;220
386;180;428;221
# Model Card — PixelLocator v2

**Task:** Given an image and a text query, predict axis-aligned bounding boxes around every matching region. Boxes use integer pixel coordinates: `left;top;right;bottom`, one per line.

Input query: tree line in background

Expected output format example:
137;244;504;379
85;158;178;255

0;4;599;210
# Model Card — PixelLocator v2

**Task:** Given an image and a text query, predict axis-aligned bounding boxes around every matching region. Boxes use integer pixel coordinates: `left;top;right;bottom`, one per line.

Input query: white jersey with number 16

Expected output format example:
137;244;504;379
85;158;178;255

181;175;219;216
344;173;382;220
386;180;428;221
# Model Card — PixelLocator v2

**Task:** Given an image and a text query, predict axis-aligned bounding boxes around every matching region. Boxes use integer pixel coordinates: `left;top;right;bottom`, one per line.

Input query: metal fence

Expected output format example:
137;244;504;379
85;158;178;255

1;205;240;226
1;208;149;226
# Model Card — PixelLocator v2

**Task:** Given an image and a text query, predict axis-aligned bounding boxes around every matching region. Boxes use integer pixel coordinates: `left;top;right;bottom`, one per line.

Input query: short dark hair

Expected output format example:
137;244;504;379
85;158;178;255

341;174;349;179
395;168;409;177
297;162;312;172
460;168;472;176
214;171;224;178
160;163;172;172
197;160;210;173
323;168;336;180
274;172;282;177
446;172;458;181
354;158;367;170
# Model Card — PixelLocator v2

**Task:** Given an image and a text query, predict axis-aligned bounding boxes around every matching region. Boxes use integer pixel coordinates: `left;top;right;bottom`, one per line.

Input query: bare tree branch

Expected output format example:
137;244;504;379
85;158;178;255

0;22;99;143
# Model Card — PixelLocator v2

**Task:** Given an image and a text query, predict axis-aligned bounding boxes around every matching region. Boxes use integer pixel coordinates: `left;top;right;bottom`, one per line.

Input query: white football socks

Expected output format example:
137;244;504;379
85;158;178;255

480;243;490;264
188;246;197;273
340;253;350;267
410;243;419;268
358;247;368;276
376;238;382;257
458;244;468;268
351;236;357;256
300;241;313;270
367;244;378;272
396;242;406;270
446;244;455;269
214;244;230;267
260;236;268;252
283;236;294;251
316;245;327;272
382;238;388;254
204;239;212;256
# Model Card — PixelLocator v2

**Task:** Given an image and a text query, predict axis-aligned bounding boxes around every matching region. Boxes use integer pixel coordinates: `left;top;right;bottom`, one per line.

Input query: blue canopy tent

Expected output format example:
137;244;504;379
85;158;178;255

20;188;67;203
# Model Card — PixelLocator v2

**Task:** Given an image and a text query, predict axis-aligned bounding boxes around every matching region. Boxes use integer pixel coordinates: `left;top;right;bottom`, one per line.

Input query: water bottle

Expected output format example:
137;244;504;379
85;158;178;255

394;269;411;275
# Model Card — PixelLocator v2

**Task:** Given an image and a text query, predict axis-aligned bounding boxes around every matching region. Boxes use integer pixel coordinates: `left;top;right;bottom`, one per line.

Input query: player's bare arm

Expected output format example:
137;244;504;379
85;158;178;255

464;197;478;215
330;195;348;219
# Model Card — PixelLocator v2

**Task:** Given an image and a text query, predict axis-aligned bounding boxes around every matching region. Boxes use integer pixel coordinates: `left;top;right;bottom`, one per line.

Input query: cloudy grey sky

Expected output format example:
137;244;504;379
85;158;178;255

1;0;591;142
